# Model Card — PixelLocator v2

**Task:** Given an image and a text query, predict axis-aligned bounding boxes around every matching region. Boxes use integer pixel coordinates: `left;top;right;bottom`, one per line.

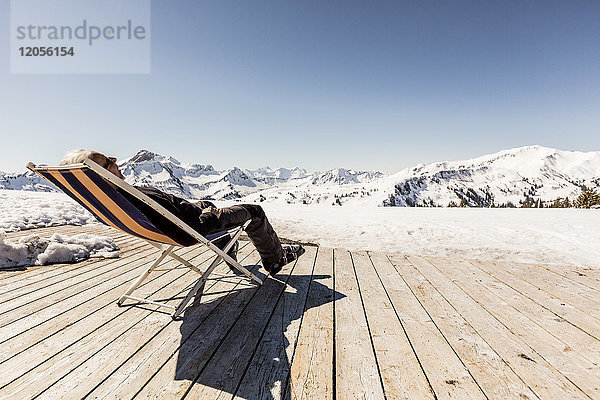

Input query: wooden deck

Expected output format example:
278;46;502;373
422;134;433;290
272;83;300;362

1;224;599;399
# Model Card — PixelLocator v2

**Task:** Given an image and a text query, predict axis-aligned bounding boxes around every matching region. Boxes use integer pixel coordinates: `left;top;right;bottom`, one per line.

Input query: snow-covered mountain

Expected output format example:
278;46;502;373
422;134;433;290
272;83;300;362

118;150;385;201
310;168;384;186
117;150;265;200
240;145;600;206
3;146;598;207
0;170;58;192
245;166;309;184
383;145;600;207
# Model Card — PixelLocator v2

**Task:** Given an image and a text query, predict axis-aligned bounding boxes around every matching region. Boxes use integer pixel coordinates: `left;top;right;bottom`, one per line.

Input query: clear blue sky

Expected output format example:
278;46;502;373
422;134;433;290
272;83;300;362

2;0;600;173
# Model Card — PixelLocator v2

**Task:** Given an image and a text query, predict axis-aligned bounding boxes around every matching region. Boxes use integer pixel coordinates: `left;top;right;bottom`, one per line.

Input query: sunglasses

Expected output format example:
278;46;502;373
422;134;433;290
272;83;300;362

100;155;117;169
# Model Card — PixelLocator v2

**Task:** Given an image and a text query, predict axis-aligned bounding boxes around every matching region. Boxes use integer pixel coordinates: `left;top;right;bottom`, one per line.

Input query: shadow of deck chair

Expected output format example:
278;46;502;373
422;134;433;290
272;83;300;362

27;159;263;320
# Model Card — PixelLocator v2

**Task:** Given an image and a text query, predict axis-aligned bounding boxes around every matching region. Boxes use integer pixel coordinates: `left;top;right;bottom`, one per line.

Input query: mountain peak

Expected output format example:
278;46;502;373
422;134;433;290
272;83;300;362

127;149;160;163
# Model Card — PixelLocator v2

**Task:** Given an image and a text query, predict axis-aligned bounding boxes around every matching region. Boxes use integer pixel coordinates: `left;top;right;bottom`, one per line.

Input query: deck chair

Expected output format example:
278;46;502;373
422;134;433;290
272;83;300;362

27;160;263;319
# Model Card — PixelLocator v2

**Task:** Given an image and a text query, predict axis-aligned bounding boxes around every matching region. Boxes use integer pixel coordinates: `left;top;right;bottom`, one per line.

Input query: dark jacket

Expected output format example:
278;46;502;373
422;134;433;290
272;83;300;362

118;186;216;246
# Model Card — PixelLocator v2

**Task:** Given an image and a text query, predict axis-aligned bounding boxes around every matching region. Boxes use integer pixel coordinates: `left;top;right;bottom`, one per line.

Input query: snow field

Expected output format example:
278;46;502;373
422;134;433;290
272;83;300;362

0;189;97;232
1;189;599;269
253;203;600;269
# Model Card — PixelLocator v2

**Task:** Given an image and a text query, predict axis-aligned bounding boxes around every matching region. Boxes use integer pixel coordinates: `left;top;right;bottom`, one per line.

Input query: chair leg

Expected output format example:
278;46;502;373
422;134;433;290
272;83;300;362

171;252;223;319
170;252;262;318
119;223;264;318
118;245;174;305
209;224;263;285
148;241;195;268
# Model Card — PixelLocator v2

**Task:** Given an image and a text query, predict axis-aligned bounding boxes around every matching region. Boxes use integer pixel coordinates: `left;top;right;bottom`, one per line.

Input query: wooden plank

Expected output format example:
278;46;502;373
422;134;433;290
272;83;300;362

471;259;600;342
490;261;600;319
0;234;142;294
568;265;600;282
507;260;600;296
0;245;217;397
0;246;204;361
432;257;600;397
37;244;260;399
383;253;538;399
462;259;600;366
0;245;161;327
376;254;485;400
84;249;262;399
403;255;590;400
3;224;90;240
334;249;385;400
233;246;318;400
353;251;435;400
288;247;335;400
127;252;289;399
538;264;600;292
0;226;138;295
0;238;149;303
181;255;302;398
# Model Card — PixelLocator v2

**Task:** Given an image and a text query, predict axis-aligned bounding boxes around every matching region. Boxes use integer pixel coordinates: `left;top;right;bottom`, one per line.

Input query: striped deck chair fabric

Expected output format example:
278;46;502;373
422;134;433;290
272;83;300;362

27;160;263;319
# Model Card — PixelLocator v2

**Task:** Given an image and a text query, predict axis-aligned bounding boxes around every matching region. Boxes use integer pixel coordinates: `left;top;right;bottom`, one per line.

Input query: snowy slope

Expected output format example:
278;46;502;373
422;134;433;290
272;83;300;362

118;150;267;200
0;170;59;192
119;150;384;201
242;145;600;207
2;146;599;206
245;166;309;184
383;145;600;207
0;189;97;232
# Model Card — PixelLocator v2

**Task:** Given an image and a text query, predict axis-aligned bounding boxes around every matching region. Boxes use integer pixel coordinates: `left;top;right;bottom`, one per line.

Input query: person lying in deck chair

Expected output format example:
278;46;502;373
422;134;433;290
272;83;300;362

60;149;305;275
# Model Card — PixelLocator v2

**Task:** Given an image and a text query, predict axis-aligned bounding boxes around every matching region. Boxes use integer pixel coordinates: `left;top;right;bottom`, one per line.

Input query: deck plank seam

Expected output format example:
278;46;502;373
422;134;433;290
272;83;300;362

423;257;593;400
0;249;207;392
278;246;319;398
406;256;542;400
467;260;600;344
349;251;389;400
398;255;490;400
82;246;258;398
332;248;337;400
370;253;438;400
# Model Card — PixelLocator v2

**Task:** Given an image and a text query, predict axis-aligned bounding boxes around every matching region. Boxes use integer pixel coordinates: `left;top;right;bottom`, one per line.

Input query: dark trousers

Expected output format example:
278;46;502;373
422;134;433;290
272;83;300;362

194;201;283;265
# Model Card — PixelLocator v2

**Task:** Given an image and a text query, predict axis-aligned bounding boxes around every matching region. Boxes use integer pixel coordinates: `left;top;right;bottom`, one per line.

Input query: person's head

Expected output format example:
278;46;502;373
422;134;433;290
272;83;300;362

60;149;125;180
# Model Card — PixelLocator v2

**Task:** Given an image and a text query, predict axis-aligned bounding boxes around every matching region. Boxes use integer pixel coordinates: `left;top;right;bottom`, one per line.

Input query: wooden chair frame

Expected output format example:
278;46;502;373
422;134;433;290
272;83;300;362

27;159;263;319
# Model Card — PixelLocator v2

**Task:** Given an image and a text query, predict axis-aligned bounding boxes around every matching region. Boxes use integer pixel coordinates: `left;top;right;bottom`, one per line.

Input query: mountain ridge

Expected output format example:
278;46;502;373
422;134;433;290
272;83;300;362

2;146;599;207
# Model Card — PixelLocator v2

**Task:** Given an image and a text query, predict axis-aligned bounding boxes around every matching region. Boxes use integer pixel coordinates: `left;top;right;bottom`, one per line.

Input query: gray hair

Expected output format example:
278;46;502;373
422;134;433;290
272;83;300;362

60;149;94;165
